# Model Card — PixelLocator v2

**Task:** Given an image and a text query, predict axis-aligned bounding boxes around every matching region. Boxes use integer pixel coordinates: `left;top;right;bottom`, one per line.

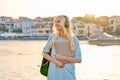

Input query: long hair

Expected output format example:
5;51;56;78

50;15;75;52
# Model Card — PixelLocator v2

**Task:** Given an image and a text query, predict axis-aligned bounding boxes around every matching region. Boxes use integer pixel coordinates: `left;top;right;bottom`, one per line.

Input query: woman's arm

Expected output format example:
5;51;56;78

43;53;64;67
55;54;82;63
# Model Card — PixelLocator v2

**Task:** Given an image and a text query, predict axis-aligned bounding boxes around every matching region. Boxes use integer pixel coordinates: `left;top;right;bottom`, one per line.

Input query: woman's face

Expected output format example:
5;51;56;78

54;17;65;31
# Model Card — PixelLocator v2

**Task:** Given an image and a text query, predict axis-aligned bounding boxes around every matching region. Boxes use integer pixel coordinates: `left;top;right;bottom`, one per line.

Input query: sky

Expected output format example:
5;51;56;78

0;0;120;19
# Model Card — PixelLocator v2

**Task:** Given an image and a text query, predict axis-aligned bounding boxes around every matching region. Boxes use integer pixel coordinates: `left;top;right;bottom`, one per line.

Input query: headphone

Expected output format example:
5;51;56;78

63;15;69;28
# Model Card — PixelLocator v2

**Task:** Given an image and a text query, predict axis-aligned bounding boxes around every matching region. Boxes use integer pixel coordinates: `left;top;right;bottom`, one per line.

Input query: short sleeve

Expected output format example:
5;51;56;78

42;33;53;53
73;36;82;61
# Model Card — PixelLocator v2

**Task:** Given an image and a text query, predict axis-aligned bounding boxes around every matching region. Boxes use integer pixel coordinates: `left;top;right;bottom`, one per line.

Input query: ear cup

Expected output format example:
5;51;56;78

65;21;69;28
64;16;69;28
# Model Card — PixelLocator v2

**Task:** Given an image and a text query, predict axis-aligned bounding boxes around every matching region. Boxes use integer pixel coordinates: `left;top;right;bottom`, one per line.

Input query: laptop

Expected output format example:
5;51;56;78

54;40;73;57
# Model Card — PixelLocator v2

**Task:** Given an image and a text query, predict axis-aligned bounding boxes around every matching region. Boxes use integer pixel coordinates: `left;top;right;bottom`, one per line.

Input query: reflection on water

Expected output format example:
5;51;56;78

0;40;120;80
76;41;120;80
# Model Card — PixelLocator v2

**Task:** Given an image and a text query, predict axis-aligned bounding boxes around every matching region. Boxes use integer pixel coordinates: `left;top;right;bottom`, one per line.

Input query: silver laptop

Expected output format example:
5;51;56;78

54;40;73;57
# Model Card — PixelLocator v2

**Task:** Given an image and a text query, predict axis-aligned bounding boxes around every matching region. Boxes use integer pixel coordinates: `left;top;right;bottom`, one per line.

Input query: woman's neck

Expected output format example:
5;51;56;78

59;31;66;38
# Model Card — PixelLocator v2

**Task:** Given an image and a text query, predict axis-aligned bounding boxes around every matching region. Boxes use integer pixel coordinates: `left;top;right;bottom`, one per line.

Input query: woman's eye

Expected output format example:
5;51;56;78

55;20;60;23
58;20;60;23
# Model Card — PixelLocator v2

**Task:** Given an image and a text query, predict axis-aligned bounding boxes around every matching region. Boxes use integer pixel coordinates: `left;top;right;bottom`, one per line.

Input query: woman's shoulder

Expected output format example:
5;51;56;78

72;35;79;41
49;33;54;36
48;33;55;38
72;35;80;46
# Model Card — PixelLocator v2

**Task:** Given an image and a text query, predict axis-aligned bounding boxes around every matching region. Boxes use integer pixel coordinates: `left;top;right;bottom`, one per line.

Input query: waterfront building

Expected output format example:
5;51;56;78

108;16;120;31
84;23;102;38
0;16;13;33
71;18;85;36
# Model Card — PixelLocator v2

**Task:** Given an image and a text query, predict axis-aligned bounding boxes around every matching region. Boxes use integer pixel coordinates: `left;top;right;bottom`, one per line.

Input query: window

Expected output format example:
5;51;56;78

111;20;114;24
2;18;5;21
79;30;83;34
32;30;37;33
14;25;17;28
74;26;76;30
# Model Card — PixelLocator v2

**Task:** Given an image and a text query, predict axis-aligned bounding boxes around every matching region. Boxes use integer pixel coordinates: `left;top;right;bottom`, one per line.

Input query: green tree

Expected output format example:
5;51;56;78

103;26;113;35
75;17;84;21
114;28;120;36
84;14;95;23
4;28;9;32
12;28;22;33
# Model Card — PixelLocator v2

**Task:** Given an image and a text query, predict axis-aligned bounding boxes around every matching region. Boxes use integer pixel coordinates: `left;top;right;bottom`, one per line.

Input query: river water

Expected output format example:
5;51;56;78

76;41;120;80
0;40;120;80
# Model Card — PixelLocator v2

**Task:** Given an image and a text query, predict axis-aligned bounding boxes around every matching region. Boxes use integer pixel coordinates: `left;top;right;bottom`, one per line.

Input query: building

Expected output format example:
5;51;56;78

108;16;120;31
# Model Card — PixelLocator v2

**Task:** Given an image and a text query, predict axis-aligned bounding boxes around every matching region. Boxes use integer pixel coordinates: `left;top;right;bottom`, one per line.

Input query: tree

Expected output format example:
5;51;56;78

103;26;113;35
4;28;9;32
76;17;84;21
84;14;95;23
114;28;120;36
12;28;22;33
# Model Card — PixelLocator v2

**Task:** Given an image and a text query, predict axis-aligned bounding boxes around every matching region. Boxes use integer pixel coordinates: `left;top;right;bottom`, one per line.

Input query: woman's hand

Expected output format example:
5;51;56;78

55;54;81;63
55;54;67;64
53;59;64;68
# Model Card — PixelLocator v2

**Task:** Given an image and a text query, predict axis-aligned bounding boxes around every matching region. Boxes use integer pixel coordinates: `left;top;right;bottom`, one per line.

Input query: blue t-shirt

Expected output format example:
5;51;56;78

43;33;82;80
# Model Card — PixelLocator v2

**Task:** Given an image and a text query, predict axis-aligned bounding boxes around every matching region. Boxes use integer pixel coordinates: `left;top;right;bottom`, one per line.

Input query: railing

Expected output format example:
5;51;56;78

0;33;50;40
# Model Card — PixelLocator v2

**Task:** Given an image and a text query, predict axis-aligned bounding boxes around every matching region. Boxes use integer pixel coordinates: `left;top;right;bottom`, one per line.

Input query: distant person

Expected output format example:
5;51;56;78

42;15;82;80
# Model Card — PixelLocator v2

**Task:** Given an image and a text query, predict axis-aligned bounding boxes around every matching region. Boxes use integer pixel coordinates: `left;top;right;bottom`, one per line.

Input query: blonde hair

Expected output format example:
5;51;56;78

50;15;75;52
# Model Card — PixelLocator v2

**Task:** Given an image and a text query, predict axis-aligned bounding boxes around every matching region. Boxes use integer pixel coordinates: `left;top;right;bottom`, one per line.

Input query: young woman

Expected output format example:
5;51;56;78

42;15;82;80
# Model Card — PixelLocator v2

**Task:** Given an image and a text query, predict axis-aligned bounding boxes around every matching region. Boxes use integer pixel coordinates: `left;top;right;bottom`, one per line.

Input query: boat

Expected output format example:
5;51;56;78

88;32;120;45
88;39;120;45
